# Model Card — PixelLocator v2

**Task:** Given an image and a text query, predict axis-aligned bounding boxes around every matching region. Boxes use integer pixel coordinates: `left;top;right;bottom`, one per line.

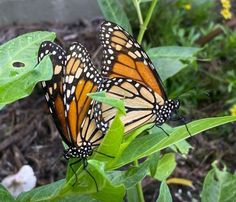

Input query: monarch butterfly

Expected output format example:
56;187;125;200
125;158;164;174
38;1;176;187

94;21;181;134
38;41;106;189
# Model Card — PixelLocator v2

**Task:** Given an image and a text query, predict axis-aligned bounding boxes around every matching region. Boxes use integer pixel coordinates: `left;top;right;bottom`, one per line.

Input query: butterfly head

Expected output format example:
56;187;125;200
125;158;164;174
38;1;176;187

64;141;93;160
155;99;180;125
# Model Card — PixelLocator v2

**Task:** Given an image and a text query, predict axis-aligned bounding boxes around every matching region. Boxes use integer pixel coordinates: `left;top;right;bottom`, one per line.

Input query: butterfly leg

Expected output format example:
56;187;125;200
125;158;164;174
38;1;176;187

94;150;115;158
171;111;191;136
156;126;170;137
69;158;82;186
83;159;99;192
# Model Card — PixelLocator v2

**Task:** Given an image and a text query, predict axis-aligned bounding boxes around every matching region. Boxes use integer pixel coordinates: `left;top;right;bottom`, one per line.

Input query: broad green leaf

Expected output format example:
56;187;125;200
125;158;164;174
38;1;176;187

0;56;52;105
148;151;160;177
126;186;140;202
97;0;132;34
111;116;236;169
119;123;153;155
147;46;200;81
0;31;55;105
64;160;125;202
154;153;176;181
88;91;126;115
66;110;124;180
156;182;172;202
0;185;15;202
201;162;236;202
17;180;65;202
171;140;192;156
18;161;125;202
94;111;124;168
108;158;150;189
150;125;192;155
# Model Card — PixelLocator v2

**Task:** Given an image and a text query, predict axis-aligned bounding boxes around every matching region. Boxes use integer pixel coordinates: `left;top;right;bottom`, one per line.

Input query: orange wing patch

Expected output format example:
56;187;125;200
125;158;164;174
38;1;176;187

64;42;101;146
100;21;167;100
68;99;77;142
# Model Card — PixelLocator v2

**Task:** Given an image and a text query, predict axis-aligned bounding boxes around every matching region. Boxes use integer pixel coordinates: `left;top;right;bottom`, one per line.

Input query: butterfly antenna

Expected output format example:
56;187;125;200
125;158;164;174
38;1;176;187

83;160;98;192
92;45;102;60
94;150;115;158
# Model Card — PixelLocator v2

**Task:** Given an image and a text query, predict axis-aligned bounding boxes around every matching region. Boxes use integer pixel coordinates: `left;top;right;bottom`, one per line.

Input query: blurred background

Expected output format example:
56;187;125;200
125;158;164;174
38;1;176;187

0;0;236;201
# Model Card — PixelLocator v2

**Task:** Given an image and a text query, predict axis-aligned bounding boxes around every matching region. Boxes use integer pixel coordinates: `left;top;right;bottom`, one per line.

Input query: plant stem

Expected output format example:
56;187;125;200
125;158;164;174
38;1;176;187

137;0;158;44
132;1;158;201
134;159;145;202
132;0;144;25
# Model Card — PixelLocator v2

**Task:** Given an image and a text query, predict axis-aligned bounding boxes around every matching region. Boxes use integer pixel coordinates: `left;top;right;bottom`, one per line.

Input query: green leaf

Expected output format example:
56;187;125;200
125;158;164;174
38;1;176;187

156;182;172;202
149;125;192;155
88;91;126;115
201;162;236;202
94;111;124;168
18;161;125;202
148;151;160;177
109;158;150;189
111;116;236;169
154;153;176;181
17;180;65;202
120;123;153;154
0;56;52;105
126;186;140;202
147;46;200;81
0;31;56;105
171;140;192;156
97;0;132;34
0;185;15;202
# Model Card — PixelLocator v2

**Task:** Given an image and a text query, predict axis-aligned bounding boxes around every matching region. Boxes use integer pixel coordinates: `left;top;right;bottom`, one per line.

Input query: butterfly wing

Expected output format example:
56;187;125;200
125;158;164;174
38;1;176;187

38;41;71;145
78;105;104;148
99;21;167;99
63;43;102;146
94;77;166;134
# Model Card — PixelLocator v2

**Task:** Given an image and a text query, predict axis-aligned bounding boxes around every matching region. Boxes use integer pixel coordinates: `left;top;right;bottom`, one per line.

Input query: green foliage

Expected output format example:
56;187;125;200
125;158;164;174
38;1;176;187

88;92;126;115
147;46;200;80
201;162;236;202
112;116;236;169
0;31;55;107
0;185;15;202
1;0;236;201
152;153;176;181
156;182;172;202
97;0;132;34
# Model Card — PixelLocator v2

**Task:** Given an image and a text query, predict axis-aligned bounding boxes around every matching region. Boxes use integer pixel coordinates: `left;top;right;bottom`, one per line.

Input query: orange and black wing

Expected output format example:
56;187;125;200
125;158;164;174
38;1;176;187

63;42;102;146
78;105;105;148
94;77;166;134
99;21;167;99
38;41;71;145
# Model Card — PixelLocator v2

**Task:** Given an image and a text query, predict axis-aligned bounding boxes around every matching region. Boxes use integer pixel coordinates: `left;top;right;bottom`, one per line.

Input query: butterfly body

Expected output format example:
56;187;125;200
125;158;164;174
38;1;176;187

64;142;93;160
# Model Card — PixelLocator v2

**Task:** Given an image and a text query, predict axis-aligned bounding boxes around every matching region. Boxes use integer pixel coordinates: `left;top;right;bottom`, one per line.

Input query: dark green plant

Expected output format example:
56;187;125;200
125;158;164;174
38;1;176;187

201;161;236;202
0;0;236;201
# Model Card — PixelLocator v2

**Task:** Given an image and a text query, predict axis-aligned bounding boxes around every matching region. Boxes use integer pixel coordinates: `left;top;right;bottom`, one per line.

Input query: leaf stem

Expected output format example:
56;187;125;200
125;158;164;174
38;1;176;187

132;0;144;25
134;159;145;202
132;1;158;201
137;0;158;44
